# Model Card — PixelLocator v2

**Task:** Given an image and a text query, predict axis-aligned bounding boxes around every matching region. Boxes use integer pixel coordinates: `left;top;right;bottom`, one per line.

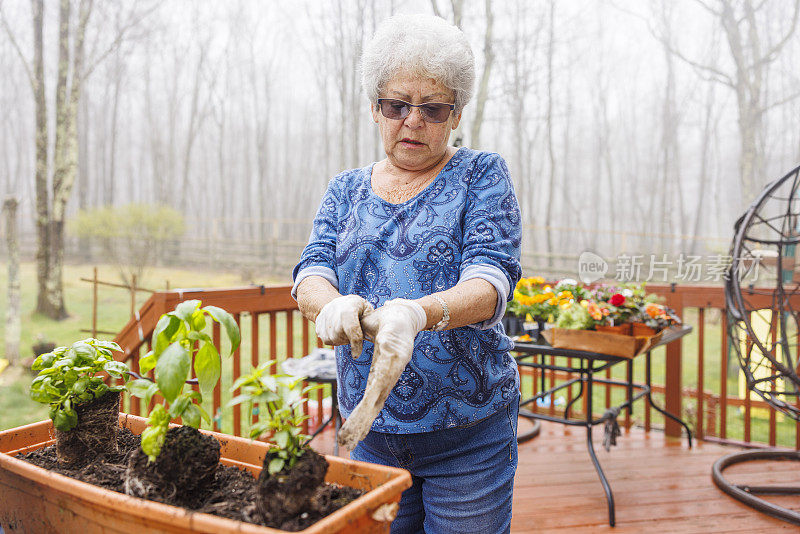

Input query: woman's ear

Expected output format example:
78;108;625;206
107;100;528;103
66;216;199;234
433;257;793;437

451;110;462;130
371;102;380;123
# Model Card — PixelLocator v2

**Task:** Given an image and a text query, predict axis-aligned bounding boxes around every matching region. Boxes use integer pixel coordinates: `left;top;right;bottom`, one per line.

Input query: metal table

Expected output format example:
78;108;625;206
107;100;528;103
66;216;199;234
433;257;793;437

513;325;693;526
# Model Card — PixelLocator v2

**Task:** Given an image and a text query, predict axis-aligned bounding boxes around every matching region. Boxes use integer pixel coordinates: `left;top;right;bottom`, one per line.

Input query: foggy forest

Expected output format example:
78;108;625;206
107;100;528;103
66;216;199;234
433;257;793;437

2;0;800;308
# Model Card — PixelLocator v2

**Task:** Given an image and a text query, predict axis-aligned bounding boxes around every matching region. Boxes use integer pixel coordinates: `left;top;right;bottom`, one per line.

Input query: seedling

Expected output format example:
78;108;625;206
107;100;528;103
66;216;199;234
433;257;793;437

227;361;320;475
126;299;240;461
30;338;129;431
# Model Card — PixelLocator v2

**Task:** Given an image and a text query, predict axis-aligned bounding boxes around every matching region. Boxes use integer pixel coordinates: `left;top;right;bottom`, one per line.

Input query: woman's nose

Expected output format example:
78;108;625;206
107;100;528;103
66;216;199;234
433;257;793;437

403;106;425;127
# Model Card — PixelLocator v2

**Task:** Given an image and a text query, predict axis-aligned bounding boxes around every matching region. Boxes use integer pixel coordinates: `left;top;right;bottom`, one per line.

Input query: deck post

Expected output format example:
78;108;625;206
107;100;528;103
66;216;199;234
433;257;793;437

664;287;683;438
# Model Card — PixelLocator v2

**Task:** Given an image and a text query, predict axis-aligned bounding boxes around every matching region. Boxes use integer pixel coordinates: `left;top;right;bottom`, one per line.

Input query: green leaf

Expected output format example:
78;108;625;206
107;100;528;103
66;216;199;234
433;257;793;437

191;310;207;331
231;374;252;392
70;342;96;363
93;340;122;352
71;378;89;395
54;407;78;431
141;424;166;462
225;394;252;409
103;360;130;377
126;378;155;398
182;403;201;429
32;353;56;371
138;351;157;375
196;403;211;423
155;342;190;403
153;315;180;356
187;331;212;344
203;305;241;354
92;382;109;398
268;457;285;475
194;343;220;396
29;387;52;404
273;430;289;449
175;300;201;322
168;394;191;419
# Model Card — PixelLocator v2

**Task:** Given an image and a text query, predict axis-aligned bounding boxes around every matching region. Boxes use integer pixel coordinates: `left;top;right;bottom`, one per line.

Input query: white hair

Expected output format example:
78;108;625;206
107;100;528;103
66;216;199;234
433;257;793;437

361;14;475;112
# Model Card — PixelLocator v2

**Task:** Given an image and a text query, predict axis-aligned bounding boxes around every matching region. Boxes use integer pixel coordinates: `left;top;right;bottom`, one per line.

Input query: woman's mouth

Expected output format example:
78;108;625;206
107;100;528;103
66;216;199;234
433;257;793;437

400;138;425;147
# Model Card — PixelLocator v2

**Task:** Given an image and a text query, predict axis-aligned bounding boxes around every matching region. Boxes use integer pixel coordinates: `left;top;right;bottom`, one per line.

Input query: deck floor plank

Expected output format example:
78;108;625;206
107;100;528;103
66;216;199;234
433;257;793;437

309;418;798;532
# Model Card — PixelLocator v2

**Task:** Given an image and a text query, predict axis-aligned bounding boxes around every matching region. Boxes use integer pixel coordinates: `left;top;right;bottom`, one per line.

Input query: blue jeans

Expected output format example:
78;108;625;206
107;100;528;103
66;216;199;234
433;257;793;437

351;397;519;534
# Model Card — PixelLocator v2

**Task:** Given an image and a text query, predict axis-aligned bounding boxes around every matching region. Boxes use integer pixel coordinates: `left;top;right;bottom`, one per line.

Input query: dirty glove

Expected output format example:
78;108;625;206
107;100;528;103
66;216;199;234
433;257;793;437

315;295;374;358
338;298;427;450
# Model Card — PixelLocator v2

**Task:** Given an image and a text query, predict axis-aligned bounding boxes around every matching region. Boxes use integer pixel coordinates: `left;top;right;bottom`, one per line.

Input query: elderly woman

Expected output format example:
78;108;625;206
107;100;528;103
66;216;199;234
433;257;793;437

292;14;522;534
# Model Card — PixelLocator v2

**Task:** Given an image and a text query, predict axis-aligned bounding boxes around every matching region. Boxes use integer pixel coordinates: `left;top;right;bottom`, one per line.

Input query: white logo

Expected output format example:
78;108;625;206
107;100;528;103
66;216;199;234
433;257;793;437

578;251;608;284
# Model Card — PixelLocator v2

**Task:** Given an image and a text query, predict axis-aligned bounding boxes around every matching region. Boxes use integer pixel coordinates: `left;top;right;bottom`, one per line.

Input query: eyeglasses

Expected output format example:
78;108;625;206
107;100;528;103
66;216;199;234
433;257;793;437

376;98;455;123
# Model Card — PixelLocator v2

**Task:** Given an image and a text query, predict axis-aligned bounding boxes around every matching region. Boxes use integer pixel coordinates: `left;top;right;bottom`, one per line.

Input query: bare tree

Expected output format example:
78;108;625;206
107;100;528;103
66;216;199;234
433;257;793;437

1;0;160;318
653;0;800;209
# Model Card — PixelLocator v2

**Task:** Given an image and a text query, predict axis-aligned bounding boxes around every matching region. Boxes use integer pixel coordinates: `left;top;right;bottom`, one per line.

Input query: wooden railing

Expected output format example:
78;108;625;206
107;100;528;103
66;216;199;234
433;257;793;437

113;283;800;449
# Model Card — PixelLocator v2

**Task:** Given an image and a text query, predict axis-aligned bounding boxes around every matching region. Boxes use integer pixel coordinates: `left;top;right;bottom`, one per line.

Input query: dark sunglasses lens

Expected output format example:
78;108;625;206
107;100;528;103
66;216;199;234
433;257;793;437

420;104;452;123
380;100;409;120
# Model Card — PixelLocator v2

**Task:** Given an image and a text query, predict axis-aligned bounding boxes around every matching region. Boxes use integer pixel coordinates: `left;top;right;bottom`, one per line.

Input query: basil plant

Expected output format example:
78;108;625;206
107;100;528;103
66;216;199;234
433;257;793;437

126;300;241;461
30;339;129;431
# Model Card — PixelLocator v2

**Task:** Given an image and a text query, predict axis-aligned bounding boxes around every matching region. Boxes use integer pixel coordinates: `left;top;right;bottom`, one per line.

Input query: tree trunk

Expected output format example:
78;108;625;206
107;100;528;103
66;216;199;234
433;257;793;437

32;0;51;317
470;0;494;149
44;0;92;320
4;197;21;364
544;0;555;267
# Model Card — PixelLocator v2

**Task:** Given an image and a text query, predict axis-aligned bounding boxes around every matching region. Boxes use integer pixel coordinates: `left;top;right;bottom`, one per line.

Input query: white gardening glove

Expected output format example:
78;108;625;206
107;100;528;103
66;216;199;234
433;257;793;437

338;298;427;450
315;295;374;358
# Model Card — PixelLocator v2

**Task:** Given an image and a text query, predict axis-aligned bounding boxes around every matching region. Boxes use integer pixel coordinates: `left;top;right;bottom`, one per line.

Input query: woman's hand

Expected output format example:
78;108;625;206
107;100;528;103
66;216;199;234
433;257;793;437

314;295;374;358
338;298;426;450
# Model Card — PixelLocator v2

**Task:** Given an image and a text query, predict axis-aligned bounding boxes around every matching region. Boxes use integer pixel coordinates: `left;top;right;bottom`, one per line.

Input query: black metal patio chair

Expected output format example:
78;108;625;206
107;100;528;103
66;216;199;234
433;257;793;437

716;164;800;525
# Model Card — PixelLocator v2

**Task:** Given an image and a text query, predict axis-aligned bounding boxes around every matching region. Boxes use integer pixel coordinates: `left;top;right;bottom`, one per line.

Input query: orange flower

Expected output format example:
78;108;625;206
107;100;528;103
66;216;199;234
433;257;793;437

587;302;603;321
645;303;662;318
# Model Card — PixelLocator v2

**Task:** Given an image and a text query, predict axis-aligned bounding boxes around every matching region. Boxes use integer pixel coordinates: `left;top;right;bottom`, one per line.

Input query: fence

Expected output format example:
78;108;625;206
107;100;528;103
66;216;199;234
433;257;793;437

109;283;800;450
6;220;731;282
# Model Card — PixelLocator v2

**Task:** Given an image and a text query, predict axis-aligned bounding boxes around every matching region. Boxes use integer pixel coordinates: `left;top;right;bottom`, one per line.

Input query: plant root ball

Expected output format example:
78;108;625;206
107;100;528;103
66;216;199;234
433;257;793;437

55;391;121;465
257;447;328;528
124;425;220;506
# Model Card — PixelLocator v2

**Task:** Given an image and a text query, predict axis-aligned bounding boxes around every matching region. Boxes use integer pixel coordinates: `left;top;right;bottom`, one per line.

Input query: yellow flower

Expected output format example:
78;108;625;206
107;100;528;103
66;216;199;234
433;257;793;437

530;276;545;285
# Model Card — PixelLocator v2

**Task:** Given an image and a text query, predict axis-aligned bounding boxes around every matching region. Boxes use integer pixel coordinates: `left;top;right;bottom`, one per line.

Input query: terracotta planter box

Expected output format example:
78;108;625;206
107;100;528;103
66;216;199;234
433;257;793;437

542;327;667;359
594;323;632;336
0;414;411;533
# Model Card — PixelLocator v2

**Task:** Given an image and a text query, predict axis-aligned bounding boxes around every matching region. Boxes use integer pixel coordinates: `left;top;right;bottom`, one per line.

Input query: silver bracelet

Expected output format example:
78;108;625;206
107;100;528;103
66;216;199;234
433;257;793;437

429;295;450;331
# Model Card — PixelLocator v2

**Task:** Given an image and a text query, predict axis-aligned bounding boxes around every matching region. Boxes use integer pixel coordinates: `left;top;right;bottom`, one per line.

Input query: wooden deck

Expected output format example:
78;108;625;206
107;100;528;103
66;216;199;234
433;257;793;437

309;418;799;533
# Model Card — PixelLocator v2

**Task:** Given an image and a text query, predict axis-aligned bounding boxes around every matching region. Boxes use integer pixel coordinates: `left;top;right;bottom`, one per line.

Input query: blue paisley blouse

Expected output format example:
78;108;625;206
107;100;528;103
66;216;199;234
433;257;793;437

292;147;522;433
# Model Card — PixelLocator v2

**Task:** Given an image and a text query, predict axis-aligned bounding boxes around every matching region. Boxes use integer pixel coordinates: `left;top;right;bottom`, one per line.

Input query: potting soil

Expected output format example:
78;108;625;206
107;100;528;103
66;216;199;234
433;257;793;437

19;428;363;531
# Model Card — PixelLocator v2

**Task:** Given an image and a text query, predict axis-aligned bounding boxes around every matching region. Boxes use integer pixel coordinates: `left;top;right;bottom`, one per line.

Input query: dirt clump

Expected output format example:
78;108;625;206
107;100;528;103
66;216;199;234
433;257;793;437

55;391;121;465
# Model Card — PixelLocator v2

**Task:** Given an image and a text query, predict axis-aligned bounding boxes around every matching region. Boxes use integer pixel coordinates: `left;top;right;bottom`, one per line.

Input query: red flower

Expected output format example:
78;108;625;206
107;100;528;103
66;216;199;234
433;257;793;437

609;293;625;306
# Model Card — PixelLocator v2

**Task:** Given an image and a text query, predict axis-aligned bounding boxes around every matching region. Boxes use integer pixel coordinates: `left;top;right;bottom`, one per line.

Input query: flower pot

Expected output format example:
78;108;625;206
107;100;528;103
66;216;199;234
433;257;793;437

0;413;411;533
631;322;657;337
595;324;632;336
501;315;525;336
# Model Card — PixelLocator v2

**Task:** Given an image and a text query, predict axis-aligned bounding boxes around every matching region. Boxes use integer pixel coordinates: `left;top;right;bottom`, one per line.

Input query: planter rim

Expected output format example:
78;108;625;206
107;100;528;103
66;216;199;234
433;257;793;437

0;413;411;533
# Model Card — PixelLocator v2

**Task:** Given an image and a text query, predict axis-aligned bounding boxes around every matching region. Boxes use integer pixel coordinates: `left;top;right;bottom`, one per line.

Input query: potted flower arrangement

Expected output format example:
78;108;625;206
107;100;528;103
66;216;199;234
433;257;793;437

0;301;411;533
510;280;682;357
